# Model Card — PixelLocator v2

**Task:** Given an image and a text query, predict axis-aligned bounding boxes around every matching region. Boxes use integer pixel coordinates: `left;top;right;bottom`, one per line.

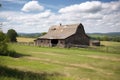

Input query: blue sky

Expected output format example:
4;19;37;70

0;0;120;33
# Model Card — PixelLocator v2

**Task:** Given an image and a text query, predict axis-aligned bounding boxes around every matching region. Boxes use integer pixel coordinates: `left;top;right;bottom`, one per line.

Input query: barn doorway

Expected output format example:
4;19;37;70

51;39;58;47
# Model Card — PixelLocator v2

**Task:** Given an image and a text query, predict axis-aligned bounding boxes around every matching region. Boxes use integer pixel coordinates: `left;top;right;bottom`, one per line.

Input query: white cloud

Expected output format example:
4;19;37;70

34;10;52;18
0;1;120;33
0;11;54;33
21;1;44;12
59;1;102;13
58;0;120;33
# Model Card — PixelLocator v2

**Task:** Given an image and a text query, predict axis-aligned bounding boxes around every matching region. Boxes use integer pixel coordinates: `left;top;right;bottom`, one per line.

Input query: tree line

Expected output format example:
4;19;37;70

91;36;120;42
18;32;47;38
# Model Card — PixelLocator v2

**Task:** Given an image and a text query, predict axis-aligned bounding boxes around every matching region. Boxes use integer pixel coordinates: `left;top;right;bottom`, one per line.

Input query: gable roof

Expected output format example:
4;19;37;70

39;23;82;39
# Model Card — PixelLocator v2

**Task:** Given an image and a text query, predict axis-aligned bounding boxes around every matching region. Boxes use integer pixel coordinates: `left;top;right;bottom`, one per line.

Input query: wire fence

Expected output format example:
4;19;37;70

87;46;120;54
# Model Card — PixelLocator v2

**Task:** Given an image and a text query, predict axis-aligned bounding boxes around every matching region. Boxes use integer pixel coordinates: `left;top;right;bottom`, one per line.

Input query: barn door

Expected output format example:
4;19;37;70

51;39;58;47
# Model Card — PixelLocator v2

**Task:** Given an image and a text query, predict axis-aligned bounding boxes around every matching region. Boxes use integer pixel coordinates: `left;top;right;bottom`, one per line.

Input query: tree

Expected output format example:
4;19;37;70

0;32;8;55
7;29;18;42
41;32;47;36
0;4;1;7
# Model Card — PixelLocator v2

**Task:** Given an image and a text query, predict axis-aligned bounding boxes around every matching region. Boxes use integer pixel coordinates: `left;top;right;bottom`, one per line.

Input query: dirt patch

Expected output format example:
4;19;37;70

70;63;95;70
79;55;120;62
87;55;120;62
32;52;65;57
78;78;90;80
26;57;51;62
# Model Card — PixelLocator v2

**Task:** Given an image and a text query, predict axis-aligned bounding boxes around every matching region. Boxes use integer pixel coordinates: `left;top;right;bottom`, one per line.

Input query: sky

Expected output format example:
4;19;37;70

0;0;120;33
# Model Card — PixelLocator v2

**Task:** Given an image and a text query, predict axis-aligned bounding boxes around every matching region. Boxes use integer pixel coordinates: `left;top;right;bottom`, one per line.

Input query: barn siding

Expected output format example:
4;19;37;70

35;39;65;47
35;34;89;48
35;39;50;47
65;24;90;46
57;40;65;47
65;34;89;47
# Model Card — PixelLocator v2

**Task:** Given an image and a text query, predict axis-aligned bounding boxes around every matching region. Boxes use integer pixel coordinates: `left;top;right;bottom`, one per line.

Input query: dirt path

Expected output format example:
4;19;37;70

79;55;120;62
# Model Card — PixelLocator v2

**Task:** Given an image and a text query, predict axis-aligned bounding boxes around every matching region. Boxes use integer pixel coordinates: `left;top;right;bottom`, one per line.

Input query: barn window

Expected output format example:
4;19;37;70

60;41;63;44
41;40;43;43
51;28;56;30
48;40;49;43
53;28;56;30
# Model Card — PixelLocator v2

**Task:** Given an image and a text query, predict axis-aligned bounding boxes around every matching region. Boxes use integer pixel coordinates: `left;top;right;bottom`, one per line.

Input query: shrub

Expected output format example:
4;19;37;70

0;32;8;55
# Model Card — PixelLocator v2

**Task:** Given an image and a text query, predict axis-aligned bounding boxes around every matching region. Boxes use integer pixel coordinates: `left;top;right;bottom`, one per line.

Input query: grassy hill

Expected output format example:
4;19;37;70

0;41;120;80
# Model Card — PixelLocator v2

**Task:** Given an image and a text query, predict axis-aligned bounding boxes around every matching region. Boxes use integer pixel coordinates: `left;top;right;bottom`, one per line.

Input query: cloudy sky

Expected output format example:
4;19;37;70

0;0;120;33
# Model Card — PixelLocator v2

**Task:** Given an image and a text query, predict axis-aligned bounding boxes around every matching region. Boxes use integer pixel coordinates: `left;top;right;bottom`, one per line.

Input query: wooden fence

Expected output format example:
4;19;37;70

87;46;120;54
12;42;35;46
11;42;119;54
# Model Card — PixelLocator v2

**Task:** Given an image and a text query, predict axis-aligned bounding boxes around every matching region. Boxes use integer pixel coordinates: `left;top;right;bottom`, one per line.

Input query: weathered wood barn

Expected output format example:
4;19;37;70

34;23;90;47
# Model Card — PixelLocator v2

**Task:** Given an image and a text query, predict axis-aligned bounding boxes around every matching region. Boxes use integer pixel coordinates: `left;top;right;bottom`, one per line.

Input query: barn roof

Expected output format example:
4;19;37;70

38;23;82;39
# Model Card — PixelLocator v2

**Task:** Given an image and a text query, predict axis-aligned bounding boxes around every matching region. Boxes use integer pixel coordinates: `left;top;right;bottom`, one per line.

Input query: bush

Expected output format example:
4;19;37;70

0;32;26;57
90;36;120;42
0;32;8;55
0;42;8;55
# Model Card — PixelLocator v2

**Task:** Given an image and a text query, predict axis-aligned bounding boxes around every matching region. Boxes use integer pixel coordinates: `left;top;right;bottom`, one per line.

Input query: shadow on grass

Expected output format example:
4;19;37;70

8;50;31;58
0;50;30;58
0;65;63;80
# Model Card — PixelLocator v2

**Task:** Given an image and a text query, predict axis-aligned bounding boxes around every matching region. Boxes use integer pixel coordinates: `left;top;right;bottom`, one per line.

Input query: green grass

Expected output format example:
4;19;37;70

101;41;120;47
0;41;120;80
17;37;35;42
88;41;120;54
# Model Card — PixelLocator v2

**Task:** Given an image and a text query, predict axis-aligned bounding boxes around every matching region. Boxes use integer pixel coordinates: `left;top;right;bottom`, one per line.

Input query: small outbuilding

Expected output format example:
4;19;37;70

90;40;100;46
34;23;90;48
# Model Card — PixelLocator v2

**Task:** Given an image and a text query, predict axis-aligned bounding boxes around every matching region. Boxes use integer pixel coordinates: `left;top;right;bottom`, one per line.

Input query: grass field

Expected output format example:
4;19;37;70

0;40;120;80
17;37;35;42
